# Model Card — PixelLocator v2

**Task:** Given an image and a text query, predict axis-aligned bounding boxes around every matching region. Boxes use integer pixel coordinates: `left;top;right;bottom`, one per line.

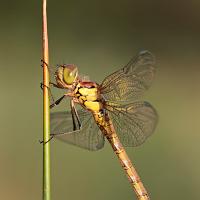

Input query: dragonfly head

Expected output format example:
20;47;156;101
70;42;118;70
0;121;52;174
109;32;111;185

55;64;78;88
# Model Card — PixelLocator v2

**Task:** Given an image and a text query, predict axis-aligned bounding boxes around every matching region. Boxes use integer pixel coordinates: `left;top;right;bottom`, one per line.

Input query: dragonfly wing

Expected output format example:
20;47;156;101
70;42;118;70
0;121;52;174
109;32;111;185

100;51;155;103
51;109;105;151
105;101;158;147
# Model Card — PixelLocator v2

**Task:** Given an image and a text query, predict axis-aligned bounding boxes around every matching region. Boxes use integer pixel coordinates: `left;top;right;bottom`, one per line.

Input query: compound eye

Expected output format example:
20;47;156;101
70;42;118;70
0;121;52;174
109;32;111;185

63;67;76;85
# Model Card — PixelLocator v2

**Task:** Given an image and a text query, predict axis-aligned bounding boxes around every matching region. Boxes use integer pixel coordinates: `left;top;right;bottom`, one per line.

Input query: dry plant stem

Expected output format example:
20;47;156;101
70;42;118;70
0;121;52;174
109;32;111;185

42;0;51;200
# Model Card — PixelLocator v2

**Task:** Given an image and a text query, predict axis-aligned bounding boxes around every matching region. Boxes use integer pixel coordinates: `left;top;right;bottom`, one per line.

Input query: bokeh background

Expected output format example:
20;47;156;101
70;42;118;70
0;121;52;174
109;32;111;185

0;0;200;200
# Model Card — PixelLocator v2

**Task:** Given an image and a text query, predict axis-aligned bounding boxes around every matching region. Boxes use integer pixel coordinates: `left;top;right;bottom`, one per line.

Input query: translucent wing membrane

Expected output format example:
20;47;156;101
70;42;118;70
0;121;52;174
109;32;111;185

100;51;155;103
51;109;104;151
105;101;158;147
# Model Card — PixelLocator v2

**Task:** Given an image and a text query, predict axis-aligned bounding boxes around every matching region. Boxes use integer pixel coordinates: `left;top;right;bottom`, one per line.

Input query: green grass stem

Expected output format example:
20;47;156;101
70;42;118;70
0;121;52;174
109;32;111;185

42;0;51;199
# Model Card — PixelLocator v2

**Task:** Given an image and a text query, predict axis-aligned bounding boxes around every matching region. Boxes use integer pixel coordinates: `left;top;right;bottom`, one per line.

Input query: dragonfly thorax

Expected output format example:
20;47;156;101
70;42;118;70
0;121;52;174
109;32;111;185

74;81;103;113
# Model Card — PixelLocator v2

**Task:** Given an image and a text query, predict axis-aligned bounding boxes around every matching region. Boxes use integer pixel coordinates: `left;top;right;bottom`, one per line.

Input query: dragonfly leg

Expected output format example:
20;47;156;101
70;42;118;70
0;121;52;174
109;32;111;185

50;92;74;109
50;95;66;109
41;59;62;88
41;81;61;89
40;83;71;109
40;82;56;105
49;82;62;88
41;59;48;67
39;135;54;145
41;59;54;73
70;99;81;131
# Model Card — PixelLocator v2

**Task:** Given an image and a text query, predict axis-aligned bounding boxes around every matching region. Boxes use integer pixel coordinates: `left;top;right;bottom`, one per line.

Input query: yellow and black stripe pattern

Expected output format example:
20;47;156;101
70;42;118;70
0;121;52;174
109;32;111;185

74;82;103;112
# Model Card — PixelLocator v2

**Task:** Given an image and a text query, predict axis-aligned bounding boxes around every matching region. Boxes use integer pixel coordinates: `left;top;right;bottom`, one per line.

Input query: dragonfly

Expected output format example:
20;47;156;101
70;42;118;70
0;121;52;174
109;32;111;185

45;50;158;200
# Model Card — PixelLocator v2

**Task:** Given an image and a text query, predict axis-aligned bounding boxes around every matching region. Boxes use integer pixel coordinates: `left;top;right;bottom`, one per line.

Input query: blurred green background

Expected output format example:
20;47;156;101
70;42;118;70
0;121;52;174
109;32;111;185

0;0;200;199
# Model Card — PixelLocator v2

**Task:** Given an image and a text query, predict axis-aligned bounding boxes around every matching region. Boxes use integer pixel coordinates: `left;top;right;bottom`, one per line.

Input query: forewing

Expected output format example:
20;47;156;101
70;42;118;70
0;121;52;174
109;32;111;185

51;109;104;151
100;51;155;103
105;101;158;147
